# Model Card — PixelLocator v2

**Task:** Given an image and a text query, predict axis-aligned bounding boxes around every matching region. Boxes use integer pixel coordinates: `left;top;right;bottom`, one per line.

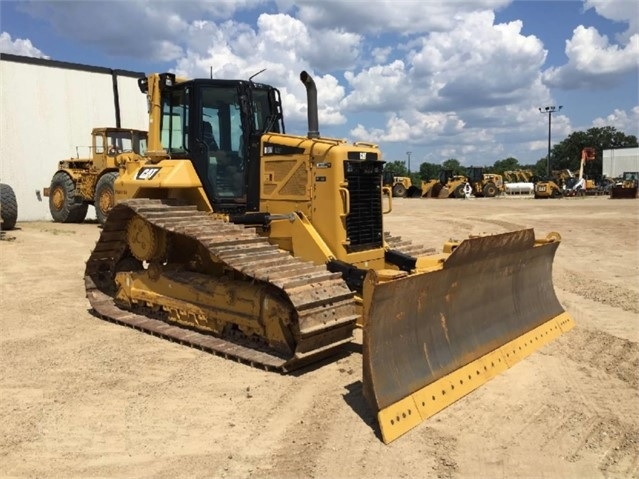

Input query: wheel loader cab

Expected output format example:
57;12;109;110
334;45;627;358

156;77;283;213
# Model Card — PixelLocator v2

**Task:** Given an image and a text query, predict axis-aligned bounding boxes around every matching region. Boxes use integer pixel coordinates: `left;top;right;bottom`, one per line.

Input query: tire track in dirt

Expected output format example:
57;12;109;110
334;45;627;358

533;326;639;477
548;326;639;389
213;356;361;478
534;357;638;477
565;415;639;477
555;269;639;314
473;217;528;232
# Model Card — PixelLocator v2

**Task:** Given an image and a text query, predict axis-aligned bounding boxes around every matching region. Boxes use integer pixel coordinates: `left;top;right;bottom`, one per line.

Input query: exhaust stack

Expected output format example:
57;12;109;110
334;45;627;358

300;71;320;139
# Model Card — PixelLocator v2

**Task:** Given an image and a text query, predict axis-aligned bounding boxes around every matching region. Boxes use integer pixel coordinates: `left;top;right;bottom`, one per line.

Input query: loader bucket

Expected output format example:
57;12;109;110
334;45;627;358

362;229;574;444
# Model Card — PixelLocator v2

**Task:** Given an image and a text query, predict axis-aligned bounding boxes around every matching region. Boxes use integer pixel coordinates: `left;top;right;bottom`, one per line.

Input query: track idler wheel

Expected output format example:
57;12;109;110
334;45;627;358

126;215;167;262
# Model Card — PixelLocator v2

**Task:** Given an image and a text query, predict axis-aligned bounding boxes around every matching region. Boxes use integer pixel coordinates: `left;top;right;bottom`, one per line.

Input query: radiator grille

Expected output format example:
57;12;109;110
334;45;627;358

344;160;384;251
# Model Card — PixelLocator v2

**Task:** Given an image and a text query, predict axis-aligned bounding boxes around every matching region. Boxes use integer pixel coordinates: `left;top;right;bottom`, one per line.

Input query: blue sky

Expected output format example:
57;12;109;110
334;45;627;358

1;0;637;168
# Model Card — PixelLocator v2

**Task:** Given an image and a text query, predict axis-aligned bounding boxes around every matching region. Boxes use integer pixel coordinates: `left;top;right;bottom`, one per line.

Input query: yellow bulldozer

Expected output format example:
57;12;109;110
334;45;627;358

85;71;573;444
44;128;148;223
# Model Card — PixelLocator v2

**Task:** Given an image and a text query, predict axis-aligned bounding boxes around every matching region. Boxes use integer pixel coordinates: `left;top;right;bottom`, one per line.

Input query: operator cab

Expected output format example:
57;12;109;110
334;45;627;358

92;128;148;157
142;73;285;213
465;167;484;184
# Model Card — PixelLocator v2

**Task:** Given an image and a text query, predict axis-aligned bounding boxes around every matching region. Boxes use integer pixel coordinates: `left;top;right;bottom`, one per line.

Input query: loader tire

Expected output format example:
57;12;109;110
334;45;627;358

49;171;88;223
0;183;18;230
552;188;562;198
483;182;497;198
406;186;421;198
94;172;118;225
453;184;466;198
392;183;407;198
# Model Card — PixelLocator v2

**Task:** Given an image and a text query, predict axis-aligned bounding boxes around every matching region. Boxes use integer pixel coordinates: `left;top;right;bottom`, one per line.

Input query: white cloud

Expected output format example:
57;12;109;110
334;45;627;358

278;0;512;35
174;14;349;127
17;1;188;61
371;46;392;64
542;26;639;89
342;60;409;112
0;32;48;58
351;111;466;144
341;9;552;159
592;107;639;135
584;0;639;43
408;11;548;110
341;11;548;114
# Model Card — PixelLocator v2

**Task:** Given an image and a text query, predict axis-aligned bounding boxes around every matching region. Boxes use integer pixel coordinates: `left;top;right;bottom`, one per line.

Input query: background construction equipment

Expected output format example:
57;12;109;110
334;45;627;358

44;128;148;223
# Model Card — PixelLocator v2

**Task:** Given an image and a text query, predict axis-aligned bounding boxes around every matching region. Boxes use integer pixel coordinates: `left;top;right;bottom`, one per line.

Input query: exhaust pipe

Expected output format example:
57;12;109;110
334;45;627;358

300;71;320;139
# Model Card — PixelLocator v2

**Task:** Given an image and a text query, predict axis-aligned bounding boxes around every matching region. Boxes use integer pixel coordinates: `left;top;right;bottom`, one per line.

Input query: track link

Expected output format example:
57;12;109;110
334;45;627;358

85;199;359;372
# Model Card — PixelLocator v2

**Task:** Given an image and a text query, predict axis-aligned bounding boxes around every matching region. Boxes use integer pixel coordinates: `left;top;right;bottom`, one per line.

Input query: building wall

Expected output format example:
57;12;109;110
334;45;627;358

0;54;148;221
602;147;639;178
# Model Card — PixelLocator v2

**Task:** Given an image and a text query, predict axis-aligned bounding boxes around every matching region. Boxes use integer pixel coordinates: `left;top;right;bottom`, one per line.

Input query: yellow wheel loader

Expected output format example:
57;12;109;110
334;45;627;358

465;167;503;198
423;170;467;198
382;172;421;198
85;71;573;444
44;128;148;224
610;171;639;199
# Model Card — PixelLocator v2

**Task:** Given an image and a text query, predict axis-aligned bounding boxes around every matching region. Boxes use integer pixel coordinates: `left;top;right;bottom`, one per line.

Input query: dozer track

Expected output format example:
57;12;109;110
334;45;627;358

85;199;360;372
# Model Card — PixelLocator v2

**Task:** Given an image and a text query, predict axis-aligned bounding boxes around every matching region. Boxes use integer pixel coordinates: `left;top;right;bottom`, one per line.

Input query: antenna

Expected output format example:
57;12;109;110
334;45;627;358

249;68;266;82
210;66;212;79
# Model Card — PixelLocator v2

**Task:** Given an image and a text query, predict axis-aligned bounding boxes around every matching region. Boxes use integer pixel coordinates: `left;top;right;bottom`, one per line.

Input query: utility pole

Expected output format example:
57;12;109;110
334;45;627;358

406;151;412;174
538;105;563;177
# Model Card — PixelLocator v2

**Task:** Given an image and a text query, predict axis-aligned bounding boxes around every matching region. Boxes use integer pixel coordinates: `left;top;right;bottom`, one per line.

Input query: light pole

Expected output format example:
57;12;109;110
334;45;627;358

538;105;563;177
406;151;412;174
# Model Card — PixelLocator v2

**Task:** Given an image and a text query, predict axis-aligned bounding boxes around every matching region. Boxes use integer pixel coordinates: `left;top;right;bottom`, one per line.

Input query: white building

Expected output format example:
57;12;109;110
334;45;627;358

0;53;149;221
602;147;639;179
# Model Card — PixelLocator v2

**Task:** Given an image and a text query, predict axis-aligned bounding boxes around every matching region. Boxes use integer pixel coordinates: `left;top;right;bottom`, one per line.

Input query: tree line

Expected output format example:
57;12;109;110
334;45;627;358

384;126;638;184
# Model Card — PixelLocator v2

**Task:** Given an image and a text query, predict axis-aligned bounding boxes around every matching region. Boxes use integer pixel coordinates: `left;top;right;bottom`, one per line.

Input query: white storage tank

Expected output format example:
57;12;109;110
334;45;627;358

505;182;534;194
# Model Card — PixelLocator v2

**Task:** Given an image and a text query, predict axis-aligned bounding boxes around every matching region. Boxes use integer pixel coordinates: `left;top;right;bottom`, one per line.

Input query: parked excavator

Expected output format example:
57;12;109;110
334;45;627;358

85;70;573;444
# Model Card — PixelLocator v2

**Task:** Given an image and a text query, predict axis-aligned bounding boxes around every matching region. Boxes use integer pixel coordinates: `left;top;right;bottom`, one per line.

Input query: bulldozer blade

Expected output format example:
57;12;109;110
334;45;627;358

362;229;574;444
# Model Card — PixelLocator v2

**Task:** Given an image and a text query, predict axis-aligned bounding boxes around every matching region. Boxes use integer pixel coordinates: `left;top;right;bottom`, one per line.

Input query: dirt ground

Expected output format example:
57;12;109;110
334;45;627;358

1;195;638;479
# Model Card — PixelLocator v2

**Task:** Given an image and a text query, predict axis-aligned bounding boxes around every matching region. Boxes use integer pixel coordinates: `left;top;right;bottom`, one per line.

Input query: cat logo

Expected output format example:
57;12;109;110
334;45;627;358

135;167;161;180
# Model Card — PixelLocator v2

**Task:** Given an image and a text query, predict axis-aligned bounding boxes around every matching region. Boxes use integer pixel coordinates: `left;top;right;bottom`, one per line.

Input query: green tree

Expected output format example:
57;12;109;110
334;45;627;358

442;158;464;175
531;159;547;179
383;160;408;177
550;127;638;181
419;162;441;181
491;157;520;176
